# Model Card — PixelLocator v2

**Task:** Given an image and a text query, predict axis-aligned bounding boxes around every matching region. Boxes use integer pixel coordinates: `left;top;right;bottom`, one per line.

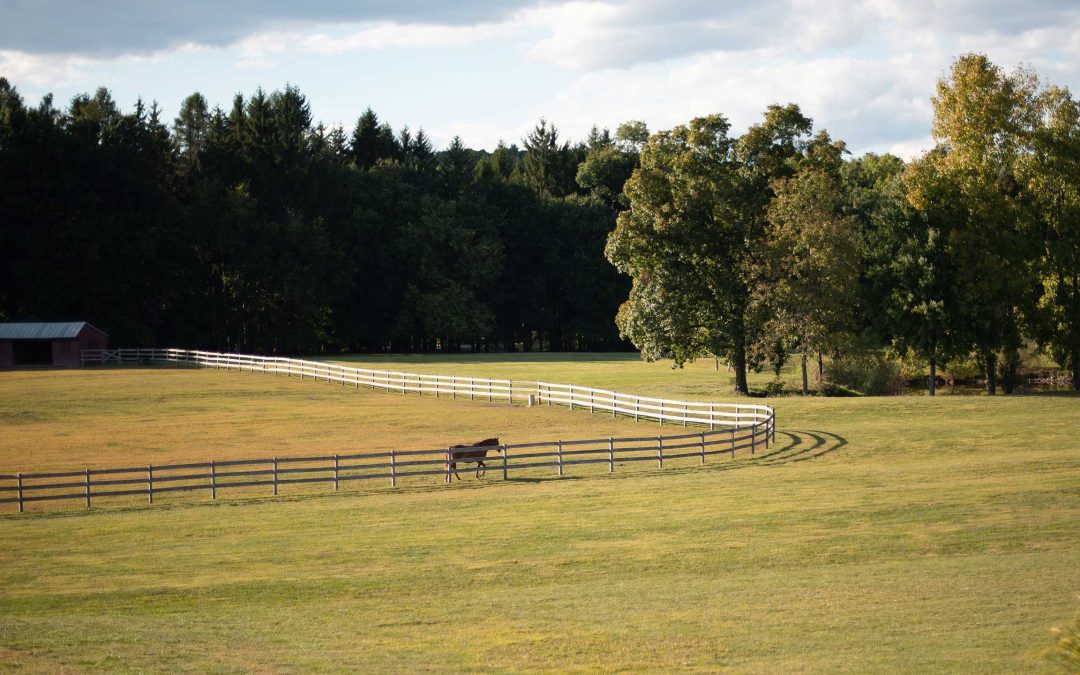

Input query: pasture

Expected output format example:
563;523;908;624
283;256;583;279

1;355;1079;671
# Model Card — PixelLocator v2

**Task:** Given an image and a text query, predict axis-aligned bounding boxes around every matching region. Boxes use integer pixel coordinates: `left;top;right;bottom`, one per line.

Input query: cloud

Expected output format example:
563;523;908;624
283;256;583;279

0;0;534;57
0;50;92;87
3;0;1080;160
235;22;511;68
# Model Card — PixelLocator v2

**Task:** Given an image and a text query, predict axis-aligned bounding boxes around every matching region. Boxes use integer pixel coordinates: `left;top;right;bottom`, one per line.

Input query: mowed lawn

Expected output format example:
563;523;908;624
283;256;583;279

0;358;1079;672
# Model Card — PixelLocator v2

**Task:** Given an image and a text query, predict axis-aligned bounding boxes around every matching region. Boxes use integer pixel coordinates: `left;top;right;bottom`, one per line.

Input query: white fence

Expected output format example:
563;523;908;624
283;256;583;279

82;348;775;432
1;424;774;512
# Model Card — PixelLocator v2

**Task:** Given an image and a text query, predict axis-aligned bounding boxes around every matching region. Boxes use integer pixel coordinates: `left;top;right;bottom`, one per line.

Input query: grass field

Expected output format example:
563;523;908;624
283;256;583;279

1;355;1079;671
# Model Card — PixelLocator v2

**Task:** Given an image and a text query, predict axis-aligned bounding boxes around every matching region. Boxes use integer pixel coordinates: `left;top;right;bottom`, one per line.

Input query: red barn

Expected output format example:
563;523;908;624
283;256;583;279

0;322;108;367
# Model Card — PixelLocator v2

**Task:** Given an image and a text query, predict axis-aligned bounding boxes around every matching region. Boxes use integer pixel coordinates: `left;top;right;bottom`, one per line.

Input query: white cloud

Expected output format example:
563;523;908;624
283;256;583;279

0;50;91;87
236;21;512;68
4;0;1080;158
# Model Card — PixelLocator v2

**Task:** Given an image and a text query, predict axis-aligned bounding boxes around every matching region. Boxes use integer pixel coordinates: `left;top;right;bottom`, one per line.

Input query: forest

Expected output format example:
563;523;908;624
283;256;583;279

1;52;1078;392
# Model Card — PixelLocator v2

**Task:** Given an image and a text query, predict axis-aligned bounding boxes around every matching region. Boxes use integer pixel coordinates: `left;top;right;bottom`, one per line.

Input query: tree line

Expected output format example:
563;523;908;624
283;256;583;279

1;52;1077;393
0;81;640;353
609;53;1080;393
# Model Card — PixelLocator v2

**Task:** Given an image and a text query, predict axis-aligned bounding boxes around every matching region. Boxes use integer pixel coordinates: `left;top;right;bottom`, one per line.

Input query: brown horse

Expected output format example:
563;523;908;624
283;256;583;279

446;437;501;482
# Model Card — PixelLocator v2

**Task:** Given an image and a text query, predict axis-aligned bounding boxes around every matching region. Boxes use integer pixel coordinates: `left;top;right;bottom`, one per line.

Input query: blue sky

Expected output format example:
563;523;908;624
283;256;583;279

2;1;1078;157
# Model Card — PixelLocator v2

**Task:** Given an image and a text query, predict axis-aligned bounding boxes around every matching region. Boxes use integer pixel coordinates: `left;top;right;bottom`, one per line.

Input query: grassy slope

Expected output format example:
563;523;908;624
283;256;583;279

1;358;1079;672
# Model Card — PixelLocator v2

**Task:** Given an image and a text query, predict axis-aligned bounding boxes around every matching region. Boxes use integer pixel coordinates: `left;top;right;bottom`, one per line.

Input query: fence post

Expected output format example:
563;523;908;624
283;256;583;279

85;468;91;508
211;460;216;499
391;449;397;487
17;473;23;513
709;404;715;431
608;437;614;473
334;454;340;492
569;386;574;411
700;432;706;464
730;428;736;459
657;436;663;469
452;377;456;400
446;450;452;483
147;465;153;504
736;404;741;427
557;440;563;476
751;424;757;456
635;401;639;422
273;458;279;495
502;445;508;480
683;402;687;427
508;380;513;406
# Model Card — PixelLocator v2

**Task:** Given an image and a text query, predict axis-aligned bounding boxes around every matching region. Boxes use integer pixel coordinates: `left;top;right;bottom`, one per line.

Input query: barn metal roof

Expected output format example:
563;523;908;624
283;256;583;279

0;322;106;340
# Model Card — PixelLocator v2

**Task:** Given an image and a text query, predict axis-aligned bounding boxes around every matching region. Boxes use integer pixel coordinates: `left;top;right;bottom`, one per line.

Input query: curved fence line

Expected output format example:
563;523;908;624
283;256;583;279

81;348;774;430
0;424;773;512
0;348;778;512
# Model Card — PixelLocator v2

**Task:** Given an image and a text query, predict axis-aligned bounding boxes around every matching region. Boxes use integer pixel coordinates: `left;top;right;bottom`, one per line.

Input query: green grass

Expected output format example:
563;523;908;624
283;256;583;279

1;356;1079;672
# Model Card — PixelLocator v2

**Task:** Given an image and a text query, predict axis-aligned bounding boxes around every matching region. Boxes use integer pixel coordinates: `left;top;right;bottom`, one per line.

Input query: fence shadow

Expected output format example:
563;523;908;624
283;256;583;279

756;430;847;465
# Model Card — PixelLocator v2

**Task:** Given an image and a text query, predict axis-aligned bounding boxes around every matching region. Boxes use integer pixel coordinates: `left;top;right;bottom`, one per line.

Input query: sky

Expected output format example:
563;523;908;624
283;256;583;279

2;1;1079;158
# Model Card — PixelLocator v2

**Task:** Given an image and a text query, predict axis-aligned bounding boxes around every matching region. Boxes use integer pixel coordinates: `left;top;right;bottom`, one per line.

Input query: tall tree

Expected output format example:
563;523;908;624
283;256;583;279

870;151;966;395
929;52;1041;393
606;114;749;389
757;136;862;394
1024;85;1080;389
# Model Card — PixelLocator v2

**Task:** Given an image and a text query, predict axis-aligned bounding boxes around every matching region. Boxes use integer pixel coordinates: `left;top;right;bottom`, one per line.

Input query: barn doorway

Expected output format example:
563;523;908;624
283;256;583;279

13;341;53;365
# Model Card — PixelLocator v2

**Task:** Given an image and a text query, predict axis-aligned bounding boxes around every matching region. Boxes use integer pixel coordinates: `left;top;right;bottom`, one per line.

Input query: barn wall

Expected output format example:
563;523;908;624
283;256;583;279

0;341;11;367
52;339;81;367
79;325;108;351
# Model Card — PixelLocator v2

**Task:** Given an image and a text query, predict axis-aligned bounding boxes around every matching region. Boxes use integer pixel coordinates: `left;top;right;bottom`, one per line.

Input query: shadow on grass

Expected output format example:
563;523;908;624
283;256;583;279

758;430;847;464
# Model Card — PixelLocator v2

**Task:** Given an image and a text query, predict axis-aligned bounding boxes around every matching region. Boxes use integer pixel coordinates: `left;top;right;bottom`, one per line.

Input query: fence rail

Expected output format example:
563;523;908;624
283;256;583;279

81;348;774;429
0;422;774;512
0;348;781;512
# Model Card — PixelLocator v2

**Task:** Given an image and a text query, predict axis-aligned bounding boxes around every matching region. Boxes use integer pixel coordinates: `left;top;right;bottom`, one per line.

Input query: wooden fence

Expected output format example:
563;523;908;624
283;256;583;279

0;423;773;512
81;348;774;430
0;348;778;512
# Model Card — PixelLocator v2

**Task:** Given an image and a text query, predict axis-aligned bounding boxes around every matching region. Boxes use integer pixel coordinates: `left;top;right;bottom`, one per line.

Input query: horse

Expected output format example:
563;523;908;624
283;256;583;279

446;437;501;482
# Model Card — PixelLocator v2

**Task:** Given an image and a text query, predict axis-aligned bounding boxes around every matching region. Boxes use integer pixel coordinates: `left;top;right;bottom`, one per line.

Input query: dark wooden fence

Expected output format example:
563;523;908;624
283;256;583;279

0;421;774;512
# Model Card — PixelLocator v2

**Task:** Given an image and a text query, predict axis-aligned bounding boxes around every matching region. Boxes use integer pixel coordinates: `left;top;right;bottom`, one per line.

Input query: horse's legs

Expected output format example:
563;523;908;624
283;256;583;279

476;461;486;479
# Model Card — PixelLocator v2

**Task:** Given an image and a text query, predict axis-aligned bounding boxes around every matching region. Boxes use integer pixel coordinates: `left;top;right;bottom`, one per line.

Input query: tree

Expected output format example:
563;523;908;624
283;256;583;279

349;108;397;168
522;118;582;198
869;151;966;395
929;53;1041;393
606;114;750;390
575;133;639;209
1024;86;1080;389
757;139;862;394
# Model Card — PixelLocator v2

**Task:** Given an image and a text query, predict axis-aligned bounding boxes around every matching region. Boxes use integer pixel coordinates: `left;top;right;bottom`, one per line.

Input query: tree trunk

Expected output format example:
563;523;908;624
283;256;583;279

985;351;997;395
817;353;824;383
733;340;748;394
929;356;936;397
801;351;809;396
1002;352;1018;395
1073;346;1080;391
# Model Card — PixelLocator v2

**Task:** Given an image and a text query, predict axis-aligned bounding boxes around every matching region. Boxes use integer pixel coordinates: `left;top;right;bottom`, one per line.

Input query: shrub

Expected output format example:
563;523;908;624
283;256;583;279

1042;602;1080;671
824;353;903;396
